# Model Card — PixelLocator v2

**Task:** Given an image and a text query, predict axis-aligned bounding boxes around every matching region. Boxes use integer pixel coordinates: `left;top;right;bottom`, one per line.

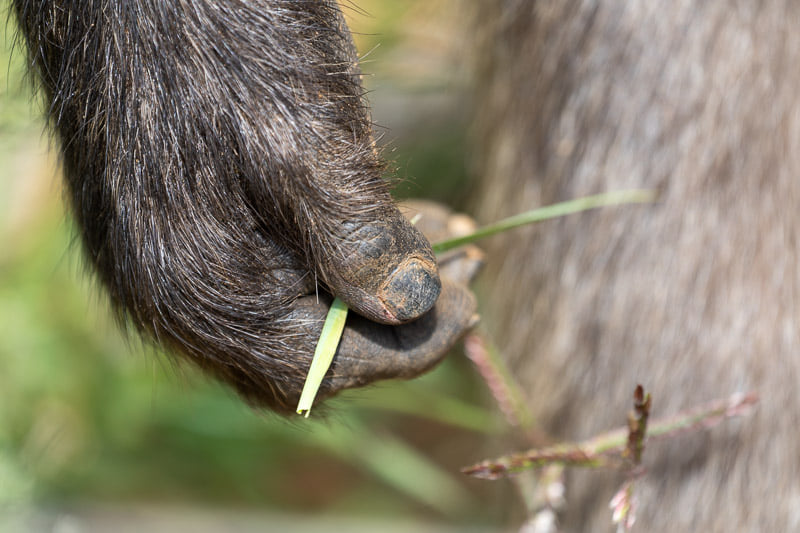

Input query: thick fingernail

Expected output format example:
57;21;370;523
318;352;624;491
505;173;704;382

379;257;441;323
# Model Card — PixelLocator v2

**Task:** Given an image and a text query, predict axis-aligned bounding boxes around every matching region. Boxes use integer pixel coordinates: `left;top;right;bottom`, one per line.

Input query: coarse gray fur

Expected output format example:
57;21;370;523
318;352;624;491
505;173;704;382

474;1;800;530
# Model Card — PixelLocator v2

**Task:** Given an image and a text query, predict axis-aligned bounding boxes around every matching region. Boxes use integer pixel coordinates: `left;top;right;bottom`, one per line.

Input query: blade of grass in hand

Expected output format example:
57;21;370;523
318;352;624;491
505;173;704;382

297;189;656;416
296;297;349;417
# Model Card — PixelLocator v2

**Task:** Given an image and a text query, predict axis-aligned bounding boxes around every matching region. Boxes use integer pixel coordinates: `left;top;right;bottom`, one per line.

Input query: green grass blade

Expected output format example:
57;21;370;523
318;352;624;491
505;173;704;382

296;297;349;417
432;189;656;253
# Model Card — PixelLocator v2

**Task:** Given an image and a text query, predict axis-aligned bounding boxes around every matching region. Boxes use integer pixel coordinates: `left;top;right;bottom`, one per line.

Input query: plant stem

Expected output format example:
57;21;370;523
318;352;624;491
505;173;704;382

433;189;656;254
462;391;758;479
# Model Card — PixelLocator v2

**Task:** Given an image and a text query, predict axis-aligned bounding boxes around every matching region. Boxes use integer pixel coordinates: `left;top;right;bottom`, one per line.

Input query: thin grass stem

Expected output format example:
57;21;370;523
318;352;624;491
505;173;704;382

433;189;655;254
296;297;349;417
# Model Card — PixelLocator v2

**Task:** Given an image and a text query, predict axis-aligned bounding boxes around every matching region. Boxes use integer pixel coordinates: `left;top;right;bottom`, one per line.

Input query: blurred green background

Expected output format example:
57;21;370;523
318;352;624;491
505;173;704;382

0;2;514;531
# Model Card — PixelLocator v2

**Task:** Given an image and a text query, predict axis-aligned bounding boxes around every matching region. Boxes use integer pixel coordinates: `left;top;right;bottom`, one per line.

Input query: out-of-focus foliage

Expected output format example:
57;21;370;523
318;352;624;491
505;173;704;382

0;1;507;530
342;1;476;206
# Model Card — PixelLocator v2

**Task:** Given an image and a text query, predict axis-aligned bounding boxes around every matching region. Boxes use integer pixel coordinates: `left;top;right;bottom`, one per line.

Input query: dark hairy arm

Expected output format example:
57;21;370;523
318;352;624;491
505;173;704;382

13;0;475;412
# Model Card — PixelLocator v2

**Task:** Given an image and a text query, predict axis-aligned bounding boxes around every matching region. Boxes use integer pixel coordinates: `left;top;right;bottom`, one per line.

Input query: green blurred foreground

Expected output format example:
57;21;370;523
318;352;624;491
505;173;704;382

0;2;511;531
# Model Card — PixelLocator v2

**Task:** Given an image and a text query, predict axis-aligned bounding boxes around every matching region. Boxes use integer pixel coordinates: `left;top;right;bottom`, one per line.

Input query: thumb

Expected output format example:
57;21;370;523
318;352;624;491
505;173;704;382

318;207;442;325
287;279;478;409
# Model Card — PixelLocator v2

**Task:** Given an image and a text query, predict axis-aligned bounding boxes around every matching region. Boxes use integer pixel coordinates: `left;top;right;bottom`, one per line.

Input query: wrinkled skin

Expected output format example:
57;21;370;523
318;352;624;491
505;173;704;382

12;1;476;413
474;1;800;531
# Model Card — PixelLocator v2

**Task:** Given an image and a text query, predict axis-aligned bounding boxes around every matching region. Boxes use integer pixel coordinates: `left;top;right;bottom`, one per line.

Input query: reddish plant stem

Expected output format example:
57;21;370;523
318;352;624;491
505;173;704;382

463;391;758;480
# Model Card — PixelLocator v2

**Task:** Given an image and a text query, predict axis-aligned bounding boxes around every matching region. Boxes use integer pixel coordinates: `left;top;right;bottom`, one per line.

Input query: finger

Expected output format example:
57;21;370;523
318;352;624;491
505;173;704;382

288;279;478;407
331;279;478;387
319;208;442;325
399;199;476;243
400;200;485;285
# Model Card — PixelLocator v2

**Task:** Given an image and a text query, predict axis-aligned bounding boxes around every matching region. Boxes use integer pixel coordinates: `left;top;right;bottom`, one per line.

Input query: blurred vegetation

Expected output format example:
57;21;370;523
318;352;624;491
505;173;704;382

343;1;476;208
0;1;510;531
